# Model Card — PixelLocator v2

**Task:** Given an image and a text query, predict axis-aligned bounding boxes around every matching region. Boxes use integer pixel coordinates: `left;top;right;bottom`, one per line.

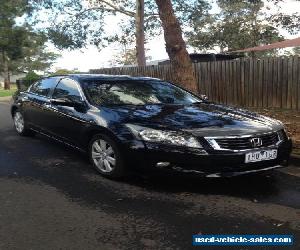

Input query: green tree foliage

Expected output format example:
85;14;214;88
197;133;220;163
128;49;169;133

269;0;300;35
283;46;300;56
110;47;141;66
9;33;60;74
50;68;80;76
109;45;152;66
0;0;58;89
0;0;27;88
28;0;210;56
23;71;41;82
186;0;298;56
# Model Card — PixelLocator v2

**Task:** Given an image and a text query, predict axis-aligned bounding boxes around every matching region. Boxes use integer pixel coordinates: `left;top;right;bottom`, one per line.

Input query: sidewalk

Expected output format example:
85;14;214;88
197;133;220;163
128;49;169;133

0;96;12;102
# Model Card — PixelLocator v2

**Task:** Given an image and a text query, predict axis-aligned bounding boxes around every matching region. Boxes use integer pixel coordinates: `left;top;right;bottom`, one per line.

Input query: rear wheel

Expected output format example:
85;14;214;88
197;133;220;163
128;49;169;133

89;134;126;179
13;110;35;136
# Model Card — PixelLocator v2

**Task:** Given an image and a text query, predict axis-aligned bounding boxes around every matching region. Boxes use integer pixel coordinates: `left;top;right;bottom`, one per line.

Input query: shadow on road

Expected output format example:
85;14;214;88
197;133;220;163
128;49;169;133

1;130;300;210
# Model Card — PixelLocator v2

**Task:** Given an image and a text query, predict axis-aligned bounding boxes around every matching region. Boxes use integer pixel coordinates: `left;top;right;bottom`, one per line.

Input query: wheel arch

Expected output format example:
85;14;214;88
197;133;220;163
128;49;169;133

11;105;19;117
83;126;124;150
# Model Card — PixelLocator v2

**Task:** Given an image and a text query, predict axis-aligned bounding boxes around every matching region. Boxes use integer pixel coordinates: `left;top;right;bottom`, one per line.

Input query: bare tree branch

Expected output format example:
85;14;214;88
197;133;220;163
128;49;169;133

87;0;135;17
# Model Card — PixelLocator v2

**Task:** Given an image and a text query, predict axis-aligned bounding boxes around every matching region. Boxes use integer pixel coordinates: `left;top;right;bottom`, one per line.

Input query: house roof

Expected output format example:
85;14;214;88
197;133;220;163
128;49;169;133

233;37;300;52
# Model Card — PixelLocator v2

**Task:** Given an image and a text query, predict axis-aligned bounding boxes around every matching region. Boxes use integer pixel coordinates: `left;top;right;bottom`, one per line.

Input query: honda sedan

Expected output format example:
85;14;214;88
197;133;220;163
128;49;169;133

11;74;292;178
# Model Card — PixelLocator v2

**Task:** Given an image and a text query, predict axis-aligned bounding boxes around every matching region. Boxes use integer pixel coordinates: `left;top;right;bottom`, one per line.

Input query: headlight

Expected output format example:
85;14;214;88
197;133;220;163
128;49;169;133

278;128;289;141
283;125;289;139
276;121;289;139
126;124;203;149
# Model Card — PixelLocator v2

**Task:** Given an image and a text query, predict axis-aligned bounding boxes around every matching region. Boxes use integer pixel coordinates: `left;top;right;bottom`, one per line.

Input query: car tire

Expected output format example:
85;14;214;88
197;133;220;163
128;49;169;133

13;110;35;137
89;134;126;179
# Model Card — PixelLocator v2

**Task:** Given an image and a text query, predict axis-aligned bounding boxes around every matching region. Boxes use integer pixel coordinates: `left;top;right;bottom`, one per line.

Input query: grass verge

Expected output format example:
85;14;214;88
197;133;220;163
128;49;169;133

0;85;17;97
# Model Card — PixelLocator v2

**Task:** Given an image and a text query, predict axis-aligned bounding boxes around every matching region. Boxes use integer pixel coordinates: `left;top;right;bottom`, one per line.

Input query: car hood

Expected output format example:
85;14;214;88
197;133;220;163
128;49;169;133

101;103;283;137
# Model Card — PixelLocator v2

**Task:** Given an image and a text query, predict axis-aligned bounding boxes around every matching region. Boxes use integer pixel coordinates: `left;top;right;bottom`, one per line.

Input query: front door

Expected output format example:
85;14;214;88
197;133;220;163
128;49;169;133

47;78;89;146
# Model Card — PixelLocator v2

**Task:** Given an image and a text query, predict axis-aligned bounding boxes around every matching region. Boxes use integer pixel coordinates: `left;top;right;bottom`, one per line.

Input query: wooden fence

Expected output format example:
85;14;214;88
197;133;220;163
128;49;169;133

91;57;300;110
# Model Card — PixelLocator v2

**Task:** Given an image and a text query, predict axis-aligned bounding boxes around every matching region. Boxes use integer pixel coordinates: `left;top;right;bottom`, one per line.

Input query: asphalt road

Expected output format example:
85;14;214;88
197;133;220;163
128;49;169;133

0;100;300;250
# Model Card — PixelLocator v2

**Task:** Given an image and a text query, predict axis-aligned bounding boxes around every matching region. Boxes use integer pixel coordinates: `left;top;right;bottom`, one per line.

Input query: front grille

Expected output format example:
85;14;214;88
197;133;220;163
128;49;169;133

210;131;281;150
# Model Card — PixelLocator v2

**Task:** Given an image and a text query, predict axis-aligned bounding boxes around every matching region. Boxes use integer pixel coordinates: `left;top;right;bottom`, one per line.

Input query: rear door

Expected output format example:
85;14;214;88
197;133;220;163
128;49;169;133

25;78;60;133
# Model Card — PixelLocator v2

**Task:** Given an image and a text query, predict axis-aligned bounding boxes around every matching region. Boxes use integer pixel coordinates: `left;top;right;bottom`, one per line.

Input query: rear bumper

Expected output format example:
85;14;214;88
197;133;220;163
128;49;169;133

125;139;292;177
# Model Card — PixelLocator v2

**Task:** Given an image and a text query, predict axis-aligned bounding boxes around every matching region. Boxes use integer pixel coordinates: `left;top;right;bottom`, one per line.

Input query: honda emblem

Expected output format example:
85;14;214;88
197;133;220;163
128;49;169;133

250;138;263;148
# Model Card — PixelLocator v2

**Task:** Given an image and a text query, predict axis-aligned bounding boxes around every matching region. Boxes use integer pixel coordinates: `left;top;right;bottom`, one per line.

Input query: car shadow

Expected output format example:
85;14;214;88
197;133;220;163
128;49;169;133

126;168;280;196
3;131;299;209
122;167;300;209
41;134;293;202
40;134;283;197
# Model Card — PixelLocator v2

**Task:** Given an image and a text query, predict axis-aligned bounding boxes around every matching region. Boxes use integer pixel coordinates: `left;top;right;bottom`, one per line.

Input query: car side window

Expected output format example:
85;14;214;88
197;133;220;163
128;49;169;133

52;78;82;102
30;78;57;97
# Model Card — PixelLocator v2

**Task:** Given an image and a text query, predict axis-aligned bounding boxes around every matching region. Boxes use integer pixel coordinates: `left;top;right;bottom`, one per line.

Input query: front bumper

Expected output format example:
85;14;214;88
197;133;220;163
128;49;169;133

125;138;292;177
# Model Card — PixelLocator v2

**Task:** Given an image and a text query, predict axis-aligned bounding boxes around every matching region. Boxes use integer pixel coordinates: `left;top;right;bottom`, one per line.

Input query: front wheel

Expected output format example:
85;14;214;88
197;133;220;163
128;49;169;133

89;134;126;179
13;110;35;136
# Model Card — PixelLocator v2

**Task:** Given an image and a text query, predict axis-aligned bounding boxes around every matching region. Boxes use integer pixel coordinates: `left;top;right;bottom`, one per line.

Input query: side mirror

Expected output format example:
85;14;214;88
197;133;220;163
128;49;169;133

50;98;86;111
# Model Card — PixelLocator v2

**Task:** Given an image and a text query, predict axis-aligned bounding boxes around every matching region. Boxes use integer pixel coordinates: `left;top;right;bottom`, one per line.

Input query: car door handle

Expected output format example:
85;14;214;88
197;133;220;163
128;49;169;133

42;103;51;108
23;96;29;101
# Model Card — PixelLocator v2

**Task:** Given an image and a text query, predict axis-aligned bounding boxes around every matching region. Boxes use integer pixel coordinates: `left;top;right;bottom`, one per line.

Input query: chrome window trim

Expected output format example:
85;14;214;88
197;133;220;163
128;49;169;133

29;78;61;98
53;77;86;102
204;130;283;152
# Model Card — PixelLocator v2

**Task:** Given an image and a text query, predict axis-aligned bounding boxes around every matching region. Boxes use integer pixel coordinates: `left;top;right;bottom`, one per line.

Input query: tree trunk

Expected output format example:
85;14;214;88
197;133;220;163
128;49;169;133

135;0;146;66
155;0;198;93
2;51;10;90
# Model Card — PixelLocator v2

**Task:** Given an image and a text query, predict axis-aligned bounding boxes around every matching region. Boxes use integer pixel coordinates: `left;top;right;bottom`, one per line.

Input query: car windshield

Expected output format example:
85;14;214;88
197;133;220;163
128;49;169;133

82;80;201;105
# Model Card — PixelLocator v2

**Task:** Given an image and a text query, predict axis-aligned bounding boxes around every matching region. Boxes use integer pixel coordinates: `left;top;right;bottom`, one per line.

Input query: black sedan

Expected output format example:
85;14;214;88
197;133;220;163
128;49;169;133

11;74;292;178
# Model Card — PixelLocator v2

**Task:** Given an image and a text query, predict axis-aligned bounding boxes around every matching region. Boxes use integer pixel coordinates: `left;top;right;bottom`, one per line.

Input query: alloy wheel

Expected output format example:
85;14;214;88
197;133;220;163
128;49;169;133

92;139;116;173
14;112;24;133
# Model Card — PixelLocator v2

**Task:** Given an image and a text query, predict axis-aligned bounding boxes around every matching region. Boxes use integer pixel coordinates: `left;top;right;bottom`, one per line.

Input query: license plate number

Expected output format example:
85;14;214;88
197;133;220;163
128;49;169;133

245;150;277;163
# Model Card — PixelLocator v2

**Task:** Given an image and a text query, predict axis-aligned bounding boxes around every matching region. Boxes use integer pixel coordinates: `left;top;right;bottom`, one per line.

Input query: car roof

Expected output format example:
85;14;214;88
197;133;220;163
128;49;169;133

46;74;161;82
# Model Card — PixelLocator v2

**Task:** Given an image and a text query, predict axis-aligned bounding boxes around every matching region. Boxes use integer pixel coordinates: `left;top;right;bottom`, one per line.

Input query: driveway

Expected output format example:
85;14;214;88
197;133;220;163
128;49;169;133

0;101;299;250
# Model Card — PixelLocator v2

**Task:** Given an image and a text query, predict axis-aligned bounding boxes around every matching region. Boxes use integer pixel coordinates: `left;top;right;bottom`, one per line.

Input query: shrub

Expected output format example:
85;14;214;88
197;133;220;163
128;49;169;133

23;71;41;83
16;71;42;90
